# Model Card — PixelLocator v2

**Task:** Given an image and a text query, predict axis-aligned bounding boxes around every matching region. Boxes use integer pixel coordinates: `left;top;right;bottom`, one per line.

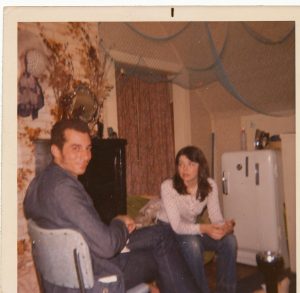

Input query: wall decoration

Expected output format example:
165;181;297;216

17;72;44;119
17;49;46;119
37;22;113;134
71;84;98;123
25;49;48;77
18;167;33;193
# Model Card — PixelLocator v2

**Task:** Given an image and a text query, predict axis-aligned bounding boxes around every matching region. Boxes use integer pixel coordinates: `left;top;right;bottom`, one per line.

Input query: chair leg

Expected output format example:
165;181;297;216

33;264;46;293
32;250;46;293
73;249;86;293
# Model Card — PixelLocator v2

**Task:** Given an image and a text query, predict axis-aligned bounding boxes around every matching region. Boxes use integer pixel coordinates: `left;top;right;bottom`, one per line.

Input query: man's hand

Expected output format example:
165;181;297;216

114;215;136;234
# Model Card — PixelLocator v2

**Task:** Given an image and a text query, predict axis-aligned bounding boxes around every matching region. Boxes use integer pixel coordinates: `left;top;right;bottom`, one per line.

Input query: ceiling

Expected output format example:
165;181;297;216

99;21;295;116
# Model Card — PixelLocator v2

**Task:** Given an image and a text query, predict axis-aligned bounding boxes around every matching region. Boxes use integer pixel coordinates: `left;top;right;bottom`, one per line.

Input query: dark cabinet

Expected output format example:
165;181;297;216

79;138;127;224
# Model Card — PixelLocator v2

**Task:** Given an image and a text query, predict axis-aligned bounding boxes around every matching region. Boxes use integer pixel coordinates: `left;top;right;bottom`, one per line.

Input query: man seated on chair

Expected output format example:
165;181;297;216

23;119;199;293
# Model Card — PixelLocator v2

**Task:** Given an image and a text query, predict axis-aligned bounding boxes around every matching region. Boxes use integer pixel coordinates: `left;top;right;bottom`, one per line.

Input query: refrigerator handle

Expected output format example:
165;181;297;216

222;172;228;195
255;163;260;185
245;156;249;177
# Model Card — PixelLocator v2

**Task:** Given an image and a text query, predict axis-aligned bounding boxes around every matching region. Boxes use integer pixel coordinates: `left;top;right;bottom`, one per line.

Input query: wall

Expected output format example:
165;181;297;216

102;65;119;138
172;84;192;154
189;90;212;174
189;82;253;195
241;113;295;151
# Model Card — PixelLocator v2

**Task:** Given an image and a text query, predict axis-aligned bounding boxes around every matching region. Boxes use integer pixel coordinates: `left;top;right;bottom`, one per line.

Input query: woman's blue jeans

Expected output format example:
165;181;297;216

175;233;237;293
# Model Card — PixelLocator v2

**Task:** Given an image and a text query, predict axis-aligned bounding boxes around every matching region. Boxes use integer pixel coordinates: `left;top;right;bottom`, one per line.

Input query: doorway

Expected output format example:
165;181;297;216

115;64;175;196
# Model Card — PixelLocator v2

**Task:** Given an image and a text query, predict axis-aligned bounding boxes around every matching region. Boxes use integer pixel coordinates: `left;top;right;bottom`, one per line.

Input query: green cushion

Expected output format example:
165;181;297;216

127;195;150;219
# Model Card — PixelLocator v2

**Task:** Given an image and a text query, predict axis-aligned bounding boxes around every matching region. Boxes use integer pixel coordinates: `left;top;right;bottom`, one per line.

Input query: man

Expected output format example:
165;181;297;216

24;119;199;293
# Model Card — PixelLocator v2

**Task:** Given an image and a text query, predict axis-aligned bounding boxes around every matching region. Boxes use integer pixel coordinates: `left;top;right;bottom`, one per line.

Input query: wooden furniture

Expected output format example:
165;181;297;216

79;138;127;224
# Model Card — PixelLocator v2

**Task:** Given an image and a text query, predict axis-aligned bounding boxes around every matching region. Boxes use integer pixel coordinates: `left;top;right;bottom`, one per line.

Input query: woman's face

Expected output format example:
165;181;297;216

178;154;199;187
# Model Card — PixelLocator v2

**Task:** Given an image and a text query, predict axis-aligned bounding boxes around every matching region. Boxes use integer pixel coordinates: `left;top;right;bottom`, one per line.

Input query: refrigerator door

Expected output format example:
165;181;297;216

252;151;281;254
222;151;260;265
222;150;289;267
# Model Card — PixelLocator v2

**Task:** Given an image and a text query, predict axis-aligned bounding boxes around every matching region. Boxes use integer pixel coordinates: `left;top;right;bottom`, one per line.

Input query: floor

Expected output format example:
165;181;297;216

205;260;296;293
205;261;260;292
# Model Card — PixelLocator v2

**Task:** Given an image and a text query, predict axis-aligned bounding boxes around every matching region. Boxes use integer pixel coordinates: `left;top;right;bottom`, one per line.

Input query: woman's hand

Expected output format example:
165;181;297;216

200;223;226;240
223;219;235;235
200;219;235;240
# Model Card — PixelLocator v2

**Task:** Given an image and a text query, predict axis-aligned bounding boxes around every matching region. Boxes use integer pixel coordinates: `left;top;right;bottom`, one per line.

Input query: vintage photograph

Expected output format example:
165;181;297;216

2;6;297;293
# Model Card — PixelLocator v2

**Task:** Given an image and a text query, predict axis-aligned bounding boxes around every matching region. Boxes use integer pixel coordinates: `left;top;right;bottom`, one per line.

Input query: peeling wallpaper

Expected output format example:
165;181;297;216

17;22;103;293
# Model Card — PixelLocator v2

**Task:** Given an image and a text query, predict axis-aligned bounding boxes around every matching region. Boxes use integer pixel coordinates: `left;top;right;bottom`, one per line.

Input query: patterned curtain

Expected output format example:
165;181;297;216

116;65;175;196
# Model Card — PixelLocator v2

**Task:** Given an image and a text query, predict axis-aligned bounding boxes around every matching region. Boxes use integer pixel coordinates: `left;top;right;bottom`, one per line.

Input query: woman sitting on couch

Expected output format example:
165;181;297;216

156;145;237;293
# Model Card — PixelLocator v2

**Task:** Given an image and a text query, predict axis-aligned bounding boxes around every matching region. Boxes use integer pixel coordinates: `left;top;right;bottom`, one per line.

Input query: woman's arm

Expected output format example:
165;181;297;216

206;179;225;224
203;179;235;239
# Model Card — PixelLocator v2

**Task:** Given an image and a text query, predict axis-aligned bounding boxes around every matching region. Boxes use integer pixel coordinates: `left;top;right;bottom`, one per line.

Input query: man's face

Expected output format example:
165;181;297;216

52;129;92;177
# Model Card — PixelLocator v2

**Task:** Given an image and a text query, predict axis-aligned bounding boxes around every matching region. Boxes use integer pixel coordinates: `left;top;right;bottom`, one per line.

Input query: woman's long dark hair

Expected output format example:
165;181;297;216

173;145;212;201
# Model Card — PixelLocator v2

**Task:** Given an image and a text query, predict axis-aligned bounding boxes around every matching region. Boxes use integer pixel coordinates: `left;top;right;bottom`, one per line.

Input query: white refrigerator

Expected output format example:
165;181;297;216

221;150;289;267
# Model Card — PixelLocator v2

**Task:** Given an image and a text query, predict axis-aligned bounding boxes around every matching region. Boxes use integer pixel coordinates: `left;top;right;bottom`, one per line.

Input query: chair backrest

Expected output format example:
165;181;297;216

28;219;94;290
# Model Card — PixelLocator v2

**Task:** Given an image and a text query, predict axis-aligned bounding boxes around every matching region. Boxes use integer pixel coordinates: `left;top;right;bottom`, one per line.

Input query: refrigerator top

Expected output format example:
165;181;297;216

221;149;280;157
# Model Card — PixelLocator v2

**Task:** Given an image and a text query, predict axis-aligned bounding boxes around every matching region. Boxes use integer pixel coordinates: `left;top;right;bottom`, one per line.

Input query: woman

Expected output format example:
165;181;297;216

156;145;237;293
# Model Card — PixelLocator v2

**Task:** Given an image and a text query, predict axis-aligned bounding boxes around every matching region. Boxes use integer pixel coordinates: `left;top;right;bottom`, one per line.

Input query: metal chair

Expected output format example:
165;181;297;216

28;219;149;293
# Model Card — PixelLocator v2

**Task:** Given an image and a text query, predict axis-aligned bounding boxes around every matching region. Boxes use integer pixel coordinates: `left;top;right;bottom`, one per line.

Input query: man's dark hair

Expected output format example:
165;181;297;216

50;119;91;150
